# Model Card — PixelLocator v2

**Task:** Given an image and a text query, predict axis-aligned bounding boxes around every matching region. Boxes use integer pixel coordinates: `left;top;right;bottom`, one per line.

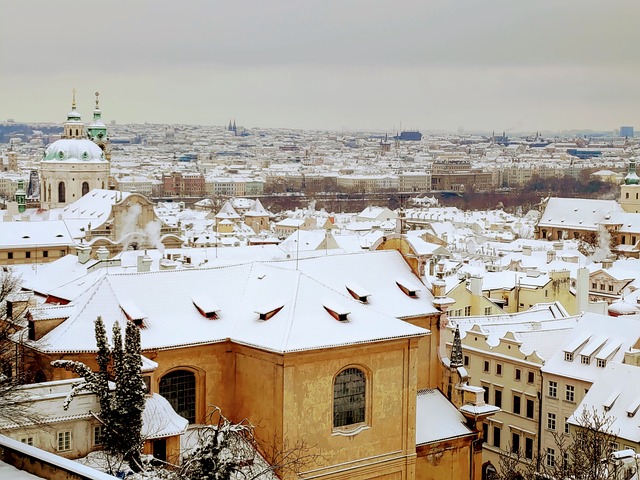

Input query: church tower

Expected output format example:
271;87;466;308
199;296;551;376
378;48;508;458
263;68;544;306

63;89;85;139
620;157;640;213
86;91;111;161
40;91;110;209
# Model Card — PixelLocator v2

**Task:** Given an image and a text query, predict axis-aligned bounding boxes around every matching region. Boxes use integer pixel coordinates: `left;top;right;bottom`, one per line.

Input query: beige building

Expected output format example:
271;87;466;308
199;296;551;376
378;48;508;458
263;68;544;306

444;304;580;477
540;313;640;468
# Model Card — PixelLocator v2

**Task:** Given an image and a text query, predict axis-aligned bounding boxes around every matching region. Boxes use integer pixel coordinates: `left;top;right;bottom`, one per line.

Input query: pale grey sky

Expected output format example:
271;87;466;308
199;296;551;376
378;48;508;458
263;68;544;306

1;0;638;132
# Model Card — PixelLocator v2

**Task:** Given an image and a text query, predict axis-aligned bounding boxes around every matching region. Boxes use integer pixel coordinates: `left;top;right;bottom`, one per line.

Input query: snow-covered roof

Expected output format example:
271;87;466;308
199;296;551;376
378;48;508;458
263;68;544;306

538;197;623;231
142;394;189;439
449;302;577;361
416;389;473;445
542;312;640;383
25;252;431;355
568;362;640;443
0;220;75;248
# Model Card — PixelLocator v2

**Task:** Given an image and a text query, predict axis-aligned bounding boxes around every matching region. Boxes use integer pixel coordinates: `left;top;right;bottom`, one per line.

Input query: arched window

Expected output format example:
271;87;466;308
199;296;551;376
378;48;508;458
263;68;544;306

333;367;366;428
82;182;89;196
159;370;196;423
58;182;66;203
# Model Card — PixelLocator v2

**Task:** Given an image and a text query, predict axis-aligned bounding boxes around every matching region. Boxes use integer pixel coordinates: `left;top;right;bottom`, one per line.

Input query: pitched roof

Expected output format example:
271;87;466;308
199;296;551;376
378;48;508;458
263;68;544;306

25;252;431;355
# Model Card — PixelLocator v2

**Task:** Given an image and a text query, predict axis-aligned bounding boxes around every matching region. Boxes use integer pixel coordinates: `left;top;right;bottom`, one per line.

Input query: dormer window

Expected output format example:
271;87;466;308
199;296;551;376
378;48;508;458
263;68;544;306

255;304;284;321
345;283;371;303
396;279;420;298
626;397;640;417
581;355;590;365
603;391;620;412
192;294;221;319
564;352;573;362
324;301;350;322
120;300;147;328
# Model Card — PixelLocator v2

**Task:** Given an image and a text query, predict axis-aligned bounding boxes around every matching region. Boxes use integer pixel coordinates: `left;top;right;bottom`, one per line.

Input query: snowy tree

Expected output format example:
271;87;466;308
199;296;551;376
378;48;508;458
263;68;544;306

0;267;43;427
176;406;318;480
493;407;620;480
52;317;146;473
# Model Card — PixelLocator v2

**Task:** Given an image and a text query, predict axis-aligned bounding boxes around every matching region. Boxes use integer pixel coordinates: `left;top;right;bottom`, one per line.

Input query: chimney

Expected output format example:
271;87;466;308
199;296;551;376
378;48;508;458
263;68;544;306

547;250;555;263
576;267;589;313
137;253;152;273
522;245;532;256
468;275;483;296
96;246;110;261
432;279;447;298
76;244;91;264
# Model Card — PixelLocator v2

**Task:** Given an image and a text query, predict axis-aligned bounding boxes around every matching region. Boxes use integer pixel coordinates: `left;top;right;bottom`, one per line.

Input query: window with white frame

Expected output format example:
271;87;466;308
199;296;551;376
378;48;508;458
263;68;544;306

547;412;556;431
546;448;555;467
57;431;71;452
565;384;575;402
597;358;606;368
581;355;590;365
19;436;33;446
93;425;103;446
548;380;557;398
565;352;573;362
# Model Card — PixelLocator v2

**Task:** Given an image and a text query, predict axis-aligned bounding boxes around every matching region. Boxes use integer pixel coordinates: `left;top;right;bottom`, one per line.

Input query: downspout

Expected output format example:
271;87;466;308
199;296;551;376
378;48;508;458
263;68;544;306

537;373;544;472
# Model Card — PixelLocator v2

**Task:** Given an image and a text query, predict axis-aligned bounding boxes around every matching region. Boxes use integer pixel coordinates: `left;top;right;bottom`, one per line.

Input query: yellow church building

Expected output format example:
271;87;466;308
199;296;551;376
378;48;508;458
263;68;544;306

15;249;494;479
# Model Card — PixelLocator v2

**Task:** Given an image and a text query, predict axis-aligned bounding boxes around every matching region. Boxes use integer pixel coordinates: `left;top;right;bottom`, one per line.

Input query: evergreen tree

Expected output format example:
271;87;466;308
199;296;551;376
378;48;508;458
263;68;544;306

52;317;145;472
93;317;114;451
114;322;145;471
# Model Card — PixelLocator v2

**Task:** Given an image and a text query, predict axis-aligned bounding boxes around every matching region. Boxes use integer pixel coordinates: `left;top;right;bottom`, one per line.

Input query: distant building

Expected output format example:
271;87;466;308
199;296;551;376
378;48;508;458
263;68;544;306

620;126;634;138
395;131;423;141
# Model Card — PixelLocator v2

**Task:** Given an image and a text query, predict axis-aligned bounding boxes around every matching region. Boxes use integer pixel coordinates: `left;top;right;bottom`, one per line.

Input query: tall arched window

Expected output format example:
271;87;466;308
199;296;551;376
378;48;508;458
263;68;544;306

82;182;89;196
159;370;196;423
333;367;366;428
58;182;66;203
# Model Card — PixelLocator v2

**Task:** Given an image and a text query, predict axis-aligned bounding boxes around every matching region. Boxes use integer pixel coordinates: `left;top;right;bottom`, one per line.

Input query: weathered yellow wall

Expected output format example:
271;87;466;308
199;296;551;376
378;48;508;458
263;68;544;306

416;437;473;480
280;339;419;480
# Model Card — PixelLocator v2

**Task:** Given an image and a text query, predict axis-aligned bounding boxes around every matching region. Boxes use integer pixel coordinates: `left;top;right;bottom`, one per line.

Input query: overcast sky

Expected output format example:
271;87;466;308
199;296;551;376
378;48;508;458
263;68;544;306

1;1;638;133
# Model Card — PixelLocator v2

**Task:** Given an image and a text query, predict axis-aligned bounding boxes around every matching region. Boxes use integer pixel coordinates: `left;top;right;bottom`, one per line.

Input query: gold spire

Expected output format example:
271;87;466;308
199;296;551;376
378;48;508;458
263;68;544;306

72;88;77;110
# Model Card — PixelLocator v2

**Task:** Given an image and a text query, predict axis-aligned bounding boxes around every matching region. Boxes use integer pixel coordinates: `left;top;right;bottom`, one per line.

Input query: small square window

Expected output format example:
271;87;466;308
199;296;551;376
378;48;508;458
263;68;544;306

496;363;503;376
484;307;491;315
515;368;521;381
7;252;13;260
20;436;33;446
43;250;48;258
581;355;590;365
483;361;490;373
25;251;31;259
597;358;606;368
564;352;573;362
527;371;535;384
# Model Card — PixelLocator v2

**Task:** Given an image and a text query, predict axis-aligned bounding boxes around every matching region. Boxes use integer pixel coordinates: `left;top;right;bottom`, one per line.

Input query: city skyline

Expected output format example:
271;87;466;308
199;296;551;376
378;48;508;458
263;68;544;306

1;0;638;133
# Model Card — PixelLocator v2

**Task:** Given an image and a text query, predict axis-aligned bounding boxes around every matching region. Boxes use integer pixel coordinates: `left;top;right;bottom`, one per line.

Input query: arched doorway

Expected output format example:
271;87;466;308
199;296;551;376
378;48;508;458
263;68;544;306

82;182;89;196
58;182;66;203
159;370;196;423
